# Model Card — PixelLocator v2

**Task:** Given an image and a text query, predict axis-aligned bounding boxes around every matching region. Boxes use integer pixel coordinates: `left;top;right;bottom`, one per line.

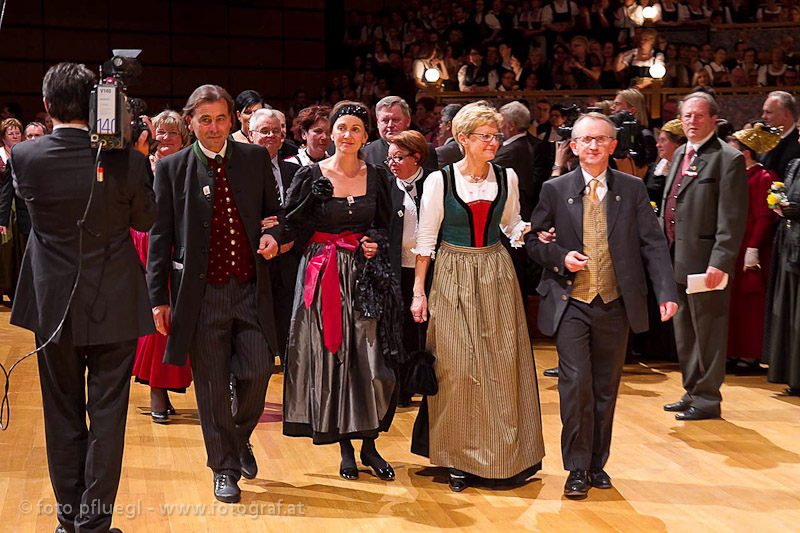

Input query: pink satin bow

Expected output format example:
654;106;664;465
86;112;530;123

303;231;364;354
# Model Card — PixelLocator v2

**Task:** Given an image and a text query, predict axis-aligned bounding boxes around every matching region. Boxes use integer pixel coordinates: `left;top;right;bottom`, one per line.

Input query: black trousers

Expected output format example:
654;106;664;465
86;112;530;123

189;277;273;480
399;267;427;396
555;296;629;471
36;322;137;533
674;283;730;415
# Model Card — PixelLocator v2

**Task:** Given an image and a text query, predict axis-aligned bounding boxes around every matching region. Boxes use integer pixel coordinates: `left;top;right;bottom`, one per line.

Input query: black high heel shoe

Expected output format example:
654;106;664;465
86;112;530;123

150;410;169;423
339;464;359;480
360;454;395;481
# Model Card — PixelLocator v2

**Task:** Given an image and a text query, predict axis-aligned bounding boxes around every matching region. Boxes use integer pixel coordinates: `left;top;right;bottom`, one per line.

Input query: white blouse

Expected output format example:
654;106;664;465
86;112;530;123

412;165;526;258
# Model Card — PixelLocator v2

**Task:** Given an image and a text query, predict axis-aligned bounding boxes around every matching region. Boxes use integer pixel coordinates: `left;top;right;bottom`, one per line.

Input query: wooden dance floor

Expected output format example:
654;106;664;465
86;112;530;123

2;304;800;532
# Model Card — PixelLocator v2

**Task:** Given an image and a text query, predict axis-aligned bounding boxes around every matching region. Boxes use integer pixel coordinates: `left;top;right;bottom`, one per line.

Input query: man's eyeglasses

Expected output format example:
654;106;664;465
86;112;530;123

253;129;282;137
385;153;415;165
574;135;614;146
468;132;503;143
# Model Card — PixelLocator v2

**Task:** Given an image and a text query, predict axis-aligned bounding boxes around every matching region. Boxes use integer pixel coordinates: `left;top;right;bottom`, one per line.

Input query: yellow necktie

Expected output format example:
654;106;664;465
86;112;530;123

588;179;600;203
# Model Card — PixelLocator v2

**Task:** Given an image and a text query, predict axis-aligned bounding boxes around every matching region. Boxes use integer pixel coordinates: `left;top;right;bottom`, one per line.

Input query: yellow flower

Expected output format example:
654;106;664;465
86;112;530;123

767;193;780;206
650;201;657;211
773;182;785;188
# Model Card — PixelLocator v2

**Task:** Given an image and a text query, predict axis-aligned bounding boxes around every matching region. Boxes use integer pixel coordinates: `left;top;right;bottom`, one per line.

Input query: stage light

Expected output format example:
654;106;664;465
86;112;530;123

642;6;658;19
649;63;666;79
423;67;441;83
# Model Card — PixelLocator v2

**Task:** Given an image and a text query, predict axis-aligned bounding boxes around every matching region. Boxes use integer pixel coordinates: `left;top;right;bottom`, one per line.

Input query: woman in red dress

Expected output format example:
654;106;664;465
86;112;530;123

725;124;781;373
132;110;192;422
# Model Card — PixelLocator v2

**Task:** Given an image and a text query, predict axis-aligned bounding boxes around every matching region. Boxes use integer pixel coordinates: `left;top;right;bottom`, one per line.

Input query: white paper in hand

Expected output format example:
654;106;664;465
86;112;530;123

686;272;729;294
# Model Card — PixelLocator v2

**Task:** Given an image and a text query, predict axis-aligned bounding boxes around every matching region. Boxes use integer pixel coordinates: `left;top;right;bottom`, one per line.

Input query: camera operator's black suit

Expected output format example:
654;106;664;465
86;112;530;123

147;140;285;483
10;126;156;533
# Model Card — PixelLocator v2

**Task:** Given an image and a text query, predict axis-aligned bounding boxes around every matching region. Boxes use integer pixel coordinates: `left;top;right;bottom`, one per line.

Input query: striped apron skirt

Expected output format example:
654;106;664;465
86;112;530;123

425;241;545;478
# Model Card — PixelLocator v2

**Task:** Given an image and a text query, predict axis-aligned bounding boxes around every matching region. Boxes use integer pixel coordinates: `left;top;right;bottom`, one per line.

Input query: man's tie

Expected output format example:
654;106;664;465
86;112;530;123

588;178;600;204
272;160;284;205
680;146;696;177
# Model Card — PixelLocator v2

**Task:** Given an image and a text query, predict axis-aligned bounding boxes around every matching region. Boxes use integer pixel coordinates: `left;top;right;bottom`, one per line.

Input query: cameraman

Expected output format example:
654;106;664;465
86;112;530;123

9;62;156;533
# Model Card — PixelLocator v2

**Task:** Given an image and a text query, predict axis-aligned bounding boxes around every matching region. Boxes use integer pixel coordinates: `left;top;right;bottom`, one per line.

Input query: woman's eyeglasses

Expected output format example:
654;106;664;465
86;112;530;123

385;153;415;164
467;132;503;143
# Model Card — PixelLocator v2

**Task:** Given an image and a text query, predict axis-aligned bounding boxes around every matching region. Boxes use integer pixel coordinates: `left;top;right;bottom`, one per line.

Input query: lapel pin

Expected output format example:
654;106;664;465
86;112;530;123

615;195;621;201
397;210;404;218
568;198;574;205
203;185;211;196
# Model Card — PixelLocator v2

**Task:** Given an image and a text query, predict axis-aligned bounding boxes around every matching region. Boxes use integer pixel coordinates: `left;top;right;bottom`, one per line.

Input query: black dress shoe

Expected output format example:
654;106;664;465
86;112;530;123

361;454;395;481
150;410;170;423
339;465;359;480
663;399;691;412
213;473;241;503
448;472;468;492
564;470;589;499
543;367;559;377
785;387;800;397
675;406;718;421
166;405;176;416
588;468;612;489
240;441;257;480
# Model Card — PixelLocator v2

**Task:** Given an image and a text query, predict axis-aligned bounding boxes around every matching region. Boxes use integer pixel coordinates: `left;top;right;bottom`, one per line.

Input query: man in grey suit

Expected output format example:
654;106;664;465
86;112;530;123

434;103;464;169
662;92;748;420
527;113;677;499
361;96;439;172
10;62;156;533
759;91;800;178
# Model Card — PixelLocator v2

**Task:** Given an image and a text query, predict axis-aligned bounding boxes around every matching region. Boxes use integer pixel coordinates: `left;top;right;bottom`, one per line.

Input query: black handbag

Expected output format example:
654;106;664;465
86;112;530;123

404;328;438;396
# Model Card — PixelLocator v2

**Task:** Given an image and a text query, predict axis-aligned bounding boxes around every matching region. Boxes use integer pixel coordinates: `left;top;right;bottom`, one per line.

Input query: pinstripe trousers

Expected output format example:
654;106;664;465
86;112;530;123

189;277;273;480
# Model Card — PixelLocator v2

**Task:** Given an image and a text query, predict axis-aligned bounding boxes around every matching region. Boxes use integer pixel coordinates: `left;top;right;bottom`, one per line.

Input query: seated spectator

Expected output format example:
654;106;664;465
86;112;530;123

615;28;665;89
531;98;551;131
658;0;683;24
523;72;540;90
730;66;750;88
691;68;712;87
726;0;755;23
413;43;451;88
537;104;565;142
498;70;519;91
706;47;731;86
599;41;621;89
757;0;783;22
781;67;799;86
759;47;790;86
664;42;690;87
680;0;710;23
743;47;760;73
541;0;578;34
458;46;499;91
520;49;552;89
550;43;572;89
566;35;602;89
616;0;645;36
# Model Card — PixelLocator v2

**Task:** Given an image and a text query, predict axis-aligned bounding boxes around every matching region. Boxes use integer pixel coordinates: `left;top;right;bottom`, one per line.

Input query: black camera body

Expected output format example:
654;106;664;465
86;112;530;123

89;50;152;150
556;105;639;160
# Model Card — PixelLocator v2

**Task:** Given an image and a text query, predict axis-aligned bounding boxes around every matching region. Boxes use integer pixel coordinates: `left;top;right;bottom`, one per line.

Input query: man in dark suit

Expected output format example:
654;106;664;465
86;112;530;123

10;62;156;533
759;91;800;179
361;96;438;173
435;103;464;169
662;92;748;421
247;107;300;363
527;112;677;499
148;85;286;504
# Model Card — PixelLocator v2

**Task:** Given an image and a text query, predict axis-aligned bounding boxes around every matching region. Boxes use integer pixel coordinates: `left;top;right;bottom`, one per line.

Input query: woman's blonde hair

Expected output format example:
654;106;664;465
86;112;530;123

616;88;649;128
152;110;190;148
452;101;503;151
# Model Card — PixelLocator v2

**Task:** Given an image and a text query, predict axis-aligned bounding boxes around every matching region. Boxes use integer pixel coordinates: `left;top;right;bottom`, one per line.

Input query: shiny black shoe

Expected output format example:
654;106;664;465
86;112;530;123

543;367;559;377
213;473;241;503
448;472;468;492
339;464;359;480
166;404;176;416
675;406;718;421
588;468;612;489
786;388;800;397
663;399;691;412
361;454;395;481
564;470;589;499
150;410;170;423
240;441;258;480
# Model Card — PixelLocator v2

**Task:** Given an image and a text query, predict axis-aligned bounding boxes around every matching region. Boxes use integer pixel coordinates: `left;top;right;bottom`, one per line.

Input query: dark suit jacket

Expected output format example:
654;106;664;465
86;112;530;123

493;132;552;221
362;138;439;173
148;141;286;366
10;128;156;345
759;127;800;179
435;138;463;169
275;158;302;288
0;159;30;234
389;168;430;280
662;136;748;282
527;167;677;337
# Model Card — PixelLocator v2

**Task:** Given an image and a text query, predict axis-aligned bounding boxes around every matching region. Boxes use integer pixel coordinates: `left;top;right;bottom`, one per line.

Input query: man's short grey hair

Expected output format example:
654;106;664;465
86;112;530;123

571;112;617;139
251;108;281;123
375;95;411;117
441;103;462;124
499;101;531;131
679;92;719;117
767;90;798;121
24;122;46;135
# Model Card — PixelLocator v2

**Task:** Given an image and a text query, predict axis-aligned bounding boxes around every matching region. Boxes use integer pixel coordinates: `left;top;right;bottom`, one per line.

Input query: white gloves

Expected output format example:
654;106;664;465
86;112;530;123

744;247;759;268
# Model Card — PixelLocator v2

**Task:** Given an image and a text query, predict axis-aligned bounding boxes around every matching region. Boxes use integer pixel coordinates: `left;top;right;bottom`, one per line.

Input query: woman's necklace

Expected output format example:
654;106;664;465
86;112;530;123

463;168;488;183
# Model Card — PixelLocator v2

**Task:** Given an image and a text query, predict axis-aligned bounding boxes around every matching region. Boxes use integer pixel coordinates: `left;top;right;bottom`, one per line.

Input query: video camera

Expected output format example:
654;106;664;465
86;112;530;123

89;49;154;150
556;104;638;160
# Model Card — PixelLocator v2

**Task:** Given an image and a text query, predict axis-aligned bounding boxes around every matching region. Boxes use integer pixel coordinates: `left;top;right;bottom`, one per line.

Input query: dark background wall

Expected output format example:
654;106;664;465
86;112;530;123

0;0;358;121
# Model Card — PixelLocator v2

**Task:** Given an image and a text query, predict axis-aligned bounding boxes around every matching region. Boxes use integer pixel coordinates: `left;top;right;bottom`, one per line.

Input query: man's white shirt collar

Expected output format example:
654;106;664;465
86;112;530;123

687;130;715;154
502;132;526;146
53;123;89;132
198;139;228;160
781;123;796;140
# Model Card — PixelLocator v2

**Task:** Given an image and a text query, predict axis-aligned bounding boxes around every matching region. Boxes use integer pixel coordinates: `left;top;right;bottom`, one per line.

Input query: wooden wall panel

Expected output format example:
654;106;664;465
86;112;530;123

0;0;327;118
